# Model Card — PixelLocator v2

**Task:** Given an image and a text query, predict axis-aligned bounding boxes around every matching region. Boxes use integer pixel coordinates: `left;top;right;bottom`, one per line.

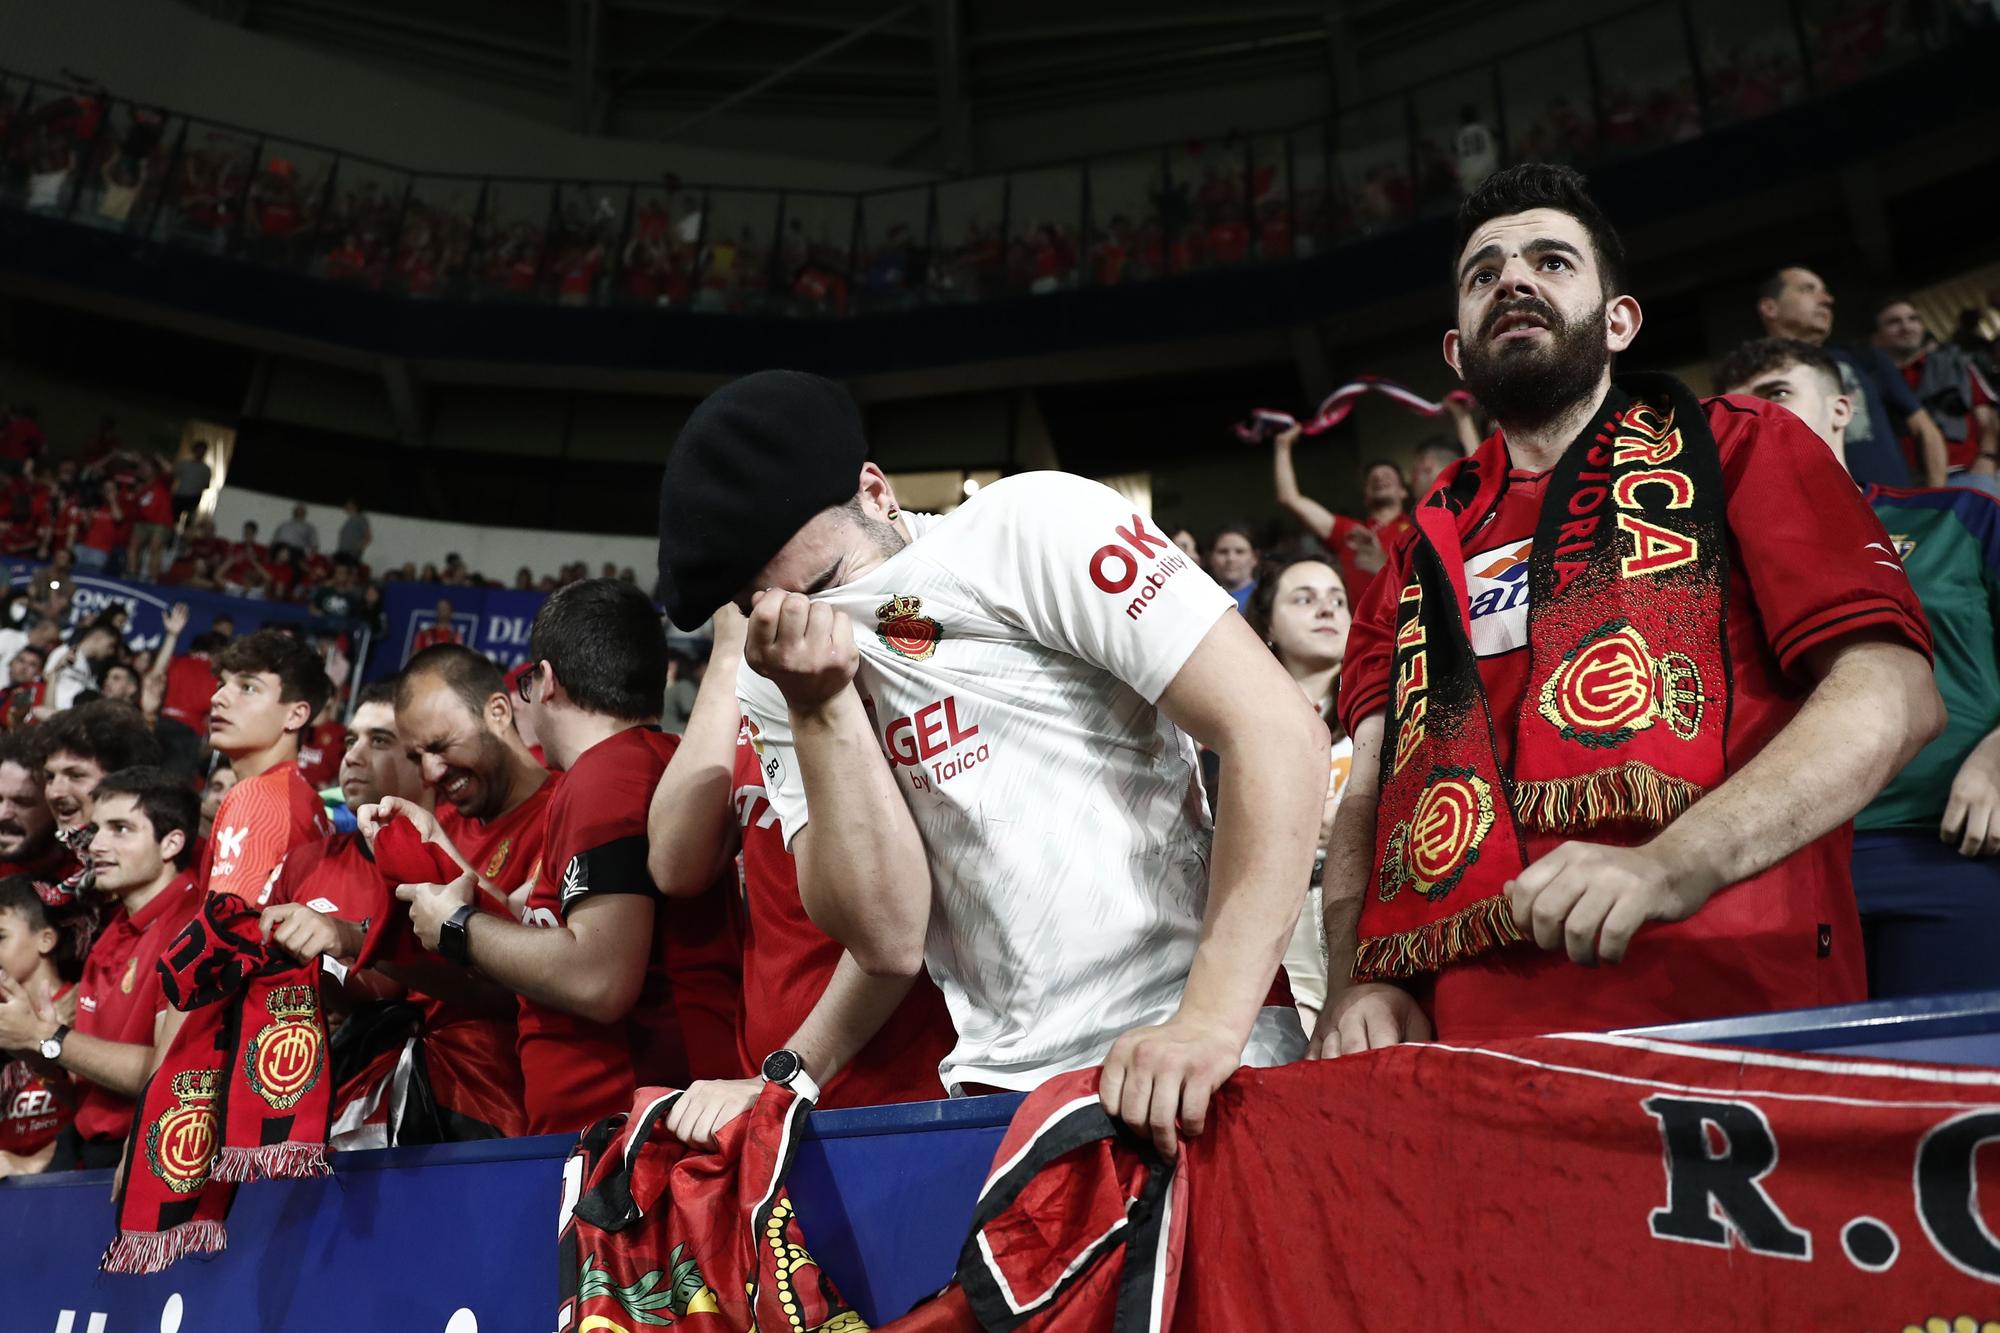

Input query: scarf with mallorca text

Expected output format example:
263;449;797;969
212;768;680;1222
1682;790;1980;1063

102;892;331;1274
1355;375;1730;980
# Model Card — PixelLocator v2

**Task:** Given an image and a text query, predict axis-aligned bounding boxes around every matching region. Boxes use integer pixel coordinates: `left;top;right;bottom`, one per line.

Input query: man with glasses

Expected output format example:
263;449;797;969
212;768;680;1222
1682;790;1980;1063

386;580;743;1135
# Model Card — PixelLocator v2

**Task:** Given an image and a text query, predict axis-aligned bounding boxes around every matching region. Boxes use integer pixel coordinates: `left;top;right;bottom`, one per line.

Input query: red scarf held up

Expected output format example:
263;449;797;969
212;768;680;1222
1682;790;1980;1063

353;815;463;971
103;892;332;1274
1357;377;1729;980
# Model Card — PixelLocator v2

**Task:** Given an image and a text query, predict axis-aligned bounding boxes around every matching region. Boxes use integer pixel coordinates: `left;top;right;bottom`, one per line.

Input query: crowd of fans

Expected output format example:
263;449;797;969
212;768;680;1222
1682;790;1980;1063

0;0;1955;327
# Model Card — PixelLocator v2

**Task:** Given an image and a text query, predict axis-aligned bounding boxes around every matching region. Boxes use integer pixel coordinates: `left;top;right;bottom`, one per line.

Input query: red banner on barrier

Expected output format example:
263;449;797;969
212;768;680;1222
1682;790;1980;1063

964;1036;2000;1332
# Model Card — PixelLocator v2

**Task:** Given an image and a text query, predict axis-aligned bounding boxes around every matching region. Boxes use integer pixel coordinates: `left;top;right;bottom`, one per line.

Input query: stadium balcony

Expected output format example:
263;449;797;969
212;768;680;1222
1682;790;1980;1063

2;0;1996;381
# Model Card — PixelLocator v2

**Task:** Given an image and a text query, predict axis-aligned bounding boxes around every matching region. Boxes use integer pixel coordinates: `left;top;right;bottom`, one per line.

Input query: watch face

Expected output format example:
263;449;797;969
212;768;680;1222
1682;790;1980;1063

39;1037;60;1058
761;1049;800;1084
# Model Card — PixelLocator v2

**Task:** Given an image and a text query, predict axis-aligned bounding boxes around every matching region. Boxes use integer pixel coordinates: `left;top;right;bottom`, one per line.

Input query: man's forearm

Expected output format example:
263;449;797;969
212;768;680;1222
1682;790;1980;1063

1649;640;1941;899
461;915;610;1016
648;648;742;896
790;690;930;976
58;1030;155;1099
784;955;920;1086
1272;443;1336;540
1911;410;1949;486
1178;719;1325;1036
1318;782;1382;993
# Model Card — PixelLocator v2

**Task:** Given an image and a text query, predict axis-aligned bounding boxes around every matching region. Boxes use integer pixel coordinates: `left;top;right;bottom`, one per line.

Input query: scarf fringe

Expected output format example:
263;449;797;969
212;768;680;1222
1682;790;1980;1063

213;1142;331;1182
1355;894;1524;981
1513;762;1704;834
100;1219;227;1274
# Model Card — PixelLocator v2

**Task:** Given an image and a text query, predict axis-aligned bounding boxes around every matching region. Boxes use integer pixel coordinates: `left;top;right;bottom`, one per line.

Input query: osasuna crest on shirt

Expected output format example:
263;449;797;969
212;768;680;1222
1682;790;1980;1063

739;472;1305;1094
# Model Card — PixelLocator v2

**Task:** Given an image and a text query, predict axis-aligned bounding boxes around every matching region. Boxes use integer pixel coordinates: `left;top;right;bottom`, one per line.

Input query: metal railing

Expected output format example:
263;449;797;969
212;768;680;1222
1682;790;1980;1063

0;0;1956;319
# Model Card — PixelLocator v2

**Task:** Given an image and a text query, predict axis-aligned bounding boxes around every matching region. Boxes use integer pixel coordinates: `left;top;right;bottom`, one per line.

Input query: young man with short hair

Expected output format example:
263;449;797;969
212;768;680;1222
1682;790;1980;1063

657;370;1326;1156
1716;335;2000;999
1273;435;1417;603
389;580;742;1135
198;628;333;905
1315;165;1940;1054
0;768;199;1169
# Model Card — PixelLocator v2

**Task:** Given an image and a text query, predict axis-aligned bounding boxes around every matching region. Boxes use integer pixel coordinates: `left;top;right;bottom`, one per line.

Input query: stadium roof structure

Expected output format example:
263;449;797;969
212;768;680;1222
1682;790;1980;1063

177;0;1487;172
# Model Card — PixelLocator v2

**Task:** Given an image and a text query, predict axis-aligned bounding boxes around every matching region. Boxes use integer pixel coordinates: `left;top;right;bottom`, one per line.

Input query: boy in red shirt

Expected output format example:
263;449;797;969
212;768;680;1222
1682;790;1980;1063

0;770;200;1170
1313;164;1941;1053
390;580;742;1135
0;876;81;1176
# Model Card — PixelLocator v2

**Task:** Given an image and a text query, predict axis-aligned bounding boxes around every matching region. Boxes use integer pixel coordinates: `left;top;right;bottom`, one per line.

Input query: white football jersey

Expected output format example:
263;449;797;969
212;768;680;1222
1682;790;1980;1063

739;471;1300;1092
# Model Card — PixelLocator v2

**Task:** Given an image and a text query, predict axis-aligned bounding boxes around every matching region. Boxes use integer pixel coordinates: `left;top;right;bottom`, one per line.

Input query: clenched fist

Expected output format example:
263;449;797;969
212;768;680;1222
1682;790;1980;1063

742;590;858;715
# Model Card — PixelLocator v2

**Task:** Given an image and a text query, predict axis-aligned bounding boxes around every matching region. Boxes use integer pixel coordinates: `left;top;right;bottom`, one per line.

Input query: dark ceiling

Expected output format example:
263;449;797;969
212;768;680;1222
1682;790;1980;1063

175;0;1482;170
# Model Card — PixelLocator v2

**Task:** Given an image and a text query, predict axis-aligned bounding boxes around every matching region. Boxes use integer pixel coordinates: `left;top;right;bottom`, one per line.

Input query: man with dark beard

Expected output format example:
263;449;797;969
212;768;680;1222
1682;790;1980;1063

1310;164;1942;1053
0;731;65;879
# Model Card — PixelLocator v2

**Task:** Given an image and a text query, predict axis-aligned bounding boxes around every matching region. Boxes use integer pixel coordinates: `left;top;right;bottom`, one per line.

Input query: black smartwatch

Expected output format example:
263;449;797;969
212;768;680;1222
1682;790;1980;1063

437;904;479;967
760;1048;822;1103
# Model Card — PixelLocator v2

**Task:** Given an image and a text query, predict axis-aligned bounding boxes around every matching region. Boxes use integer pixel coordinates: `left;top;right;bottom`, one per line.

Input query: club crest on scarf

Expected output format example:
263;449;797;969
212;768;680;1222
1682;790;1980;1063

1379;768;1496;903
145;1068;220;1195
1537;619;1706;747
243;984;324;1111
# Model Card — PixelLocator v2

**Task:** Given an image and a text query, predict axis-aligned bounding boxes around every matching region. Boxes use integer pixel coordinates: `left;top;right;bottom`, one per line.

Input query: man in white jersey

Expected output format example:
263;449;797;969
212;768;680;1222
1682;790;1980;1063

657;371;1328;1154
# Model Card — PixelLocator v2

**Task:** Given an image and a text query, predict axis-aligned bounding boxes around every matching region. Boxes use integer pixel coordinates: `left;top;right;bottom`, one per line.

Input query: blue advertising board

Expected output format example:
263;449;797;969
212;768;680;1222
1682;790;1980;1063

1;557;327;660
365;582;548;682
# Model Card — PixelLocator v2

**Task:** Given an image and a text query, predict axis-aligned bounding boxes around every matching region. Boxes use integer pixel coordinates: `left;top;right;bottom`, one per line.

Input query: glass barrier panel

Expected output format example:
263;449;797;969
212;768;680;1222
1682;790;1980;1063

1244;133;1292;265
1590;7;1701;157
614;186;701;308
1411;69;1503;217
1498;34;1598;166
1334;97;1413;240
318;157;408;289
545;182;627;306
1005;167;1080;295
469;180;555;300
1;84;95;214
930;177;1002;303
774;192;856;315
854;186;929;311
695;188;782;313
1084;149;1166;286
59;99;177;234
1172;137;1249;272
1801;0;1926;90
1690;0;1809;124
396;174;481;298
237;137;336;269
153;122;259;255
1287;123;1334;259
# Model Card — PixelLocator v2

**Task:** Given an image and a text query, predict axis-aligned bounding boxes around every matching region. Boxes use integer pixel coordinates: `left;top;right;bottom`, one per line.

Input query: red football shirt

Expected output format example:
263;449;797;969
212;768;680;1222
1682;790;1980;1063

199;761;330;905
410;626;462;656
160;654;214;734
296;720;347;791
1324;511;1415;606
515;726;743;1136
136;481;172;525
1901;353;1996;472
72;875;201;1143
732;722;953;1108
1339;393;1931;1039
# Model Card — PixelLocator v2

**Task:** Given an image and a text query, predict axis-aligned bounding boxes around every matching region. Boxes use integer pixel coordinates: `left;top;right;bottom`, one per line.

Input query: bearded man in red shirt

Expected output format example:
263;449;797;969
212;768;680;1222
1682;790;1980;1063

1312;164;1943;1053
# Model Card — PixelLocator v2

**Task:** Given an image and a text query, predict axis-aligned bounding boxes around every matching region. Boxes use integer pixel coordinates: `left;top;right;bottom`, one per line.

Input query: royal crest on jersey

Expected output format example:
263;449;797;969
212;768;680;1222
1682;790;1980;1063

146;1069;220;1193
1378;768;1494;904
484;837;512;880
875;594;940;661
1890;533;1917;561
243;984;323;1111
1536;618;1704;747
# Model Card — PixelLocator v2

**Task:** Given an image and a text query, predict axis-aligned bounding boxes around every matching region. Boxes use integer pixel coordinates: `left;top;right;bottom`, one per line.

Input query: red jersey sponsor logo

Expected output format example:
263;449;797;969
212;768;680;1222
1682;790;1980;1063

1087;514;1172;594
881;695;988;792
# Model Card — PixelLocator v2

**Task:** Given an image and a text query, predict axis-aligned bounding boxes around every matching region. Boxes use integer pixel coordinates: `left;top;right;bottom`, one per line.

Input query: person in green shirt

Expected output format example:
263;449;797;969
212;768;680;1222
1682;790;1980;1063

1717;337;2000;997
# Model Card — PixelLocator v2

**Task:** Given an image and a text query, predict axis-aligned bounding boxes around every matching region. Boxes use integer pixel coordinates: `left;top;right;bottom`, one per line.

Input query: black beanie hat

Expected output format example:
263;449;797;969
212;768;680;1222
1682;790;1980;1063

656;370;868;630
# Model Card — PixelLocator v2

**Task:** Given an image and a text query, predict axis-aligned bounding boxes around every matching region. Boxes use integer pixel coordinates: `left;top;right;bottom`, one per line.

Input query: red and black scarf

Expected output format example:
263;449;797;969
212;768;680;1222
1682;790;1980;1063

103;892;331;1274
1357;375;1730;980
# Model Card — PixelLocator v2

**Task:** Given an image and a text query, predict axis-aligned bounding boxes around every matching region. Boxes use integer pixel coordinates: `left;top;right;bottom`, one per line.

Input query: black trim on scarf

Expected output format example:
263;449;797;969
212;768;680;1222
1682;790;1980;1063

572;1094;679;1233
